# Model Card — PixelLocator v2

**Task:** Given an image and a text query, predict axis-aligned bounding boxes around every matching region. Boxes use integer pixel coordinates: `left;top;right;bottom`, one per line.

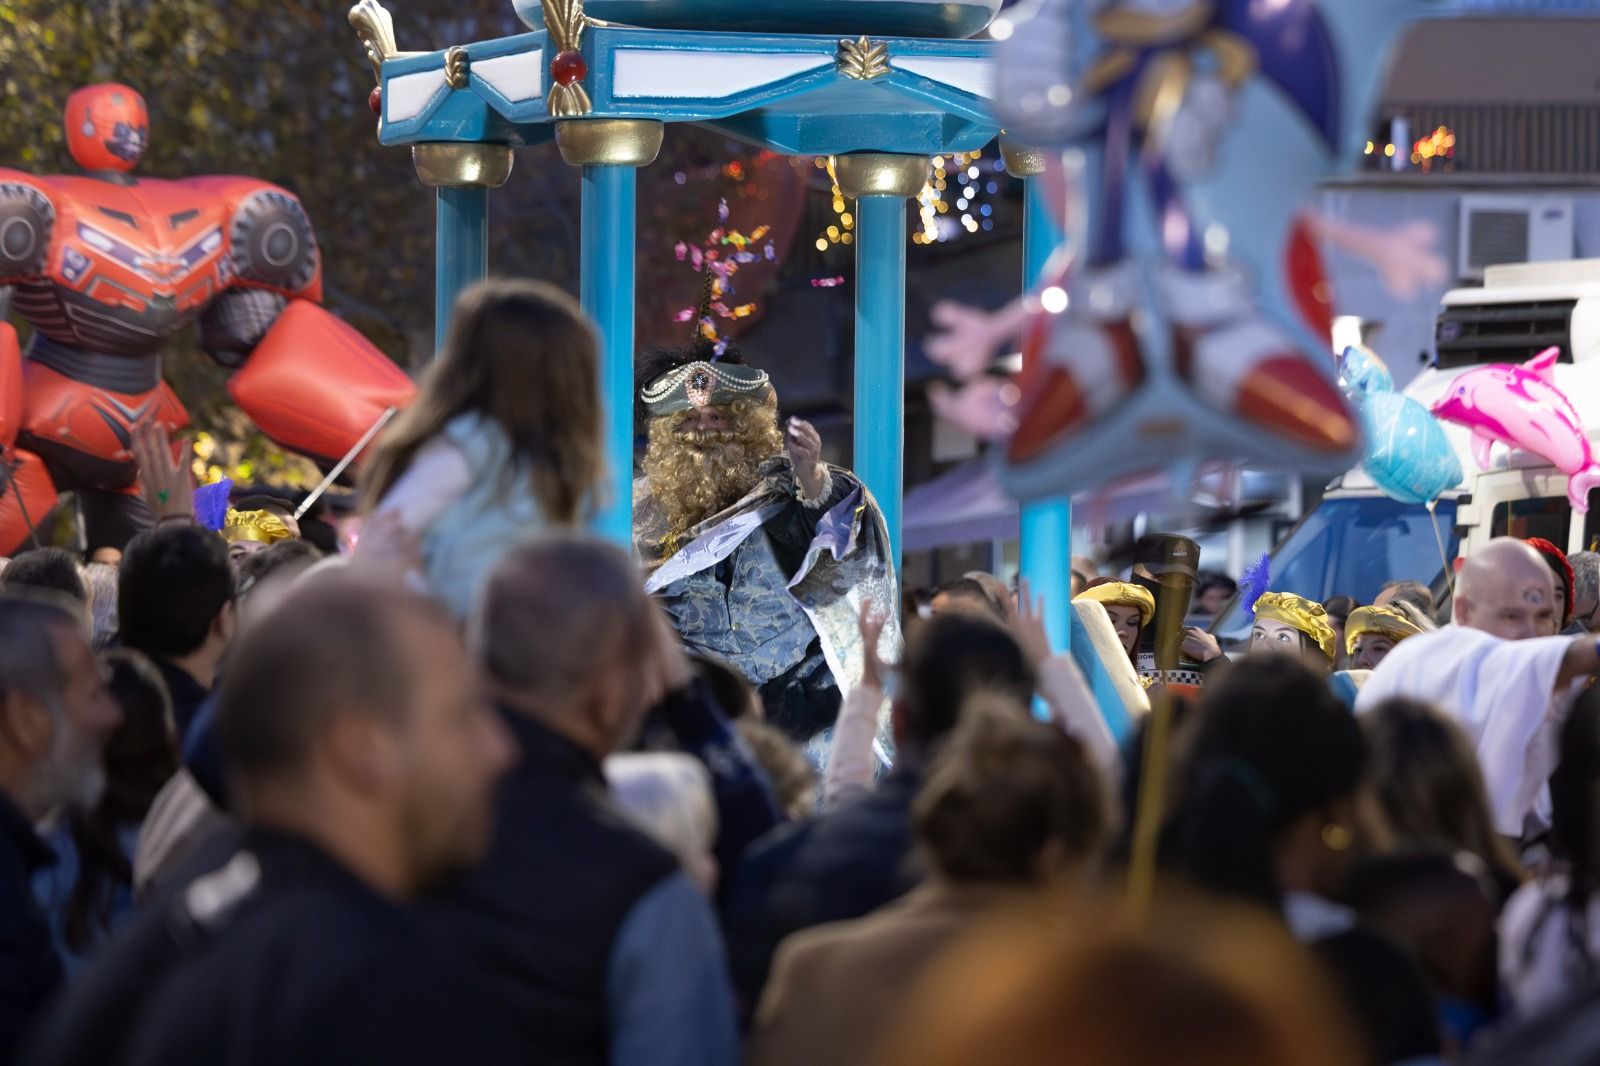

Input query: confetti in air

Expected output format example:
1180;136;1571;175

674;199;776;349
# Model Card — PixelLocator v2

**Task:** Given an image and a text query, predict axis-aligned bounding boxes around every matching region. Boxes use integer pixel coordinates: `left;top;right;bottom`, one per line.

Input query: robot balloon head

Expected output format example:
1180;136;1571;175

65;84;148;173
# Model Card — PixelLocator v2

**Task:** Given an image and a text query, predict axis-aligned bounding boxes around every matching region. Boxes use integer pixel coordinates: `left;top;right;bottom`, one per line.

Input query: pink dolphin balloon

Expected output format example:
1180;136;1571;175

1430;347;1600;512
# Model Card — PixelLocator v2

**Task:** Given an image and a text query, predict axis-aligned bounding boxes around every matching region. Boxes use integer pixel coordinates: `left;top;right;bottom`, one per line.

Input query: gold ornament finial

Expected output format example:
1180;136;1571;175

445;46;471;89
838;36;890;81
348;0;401;86
542;0;594;117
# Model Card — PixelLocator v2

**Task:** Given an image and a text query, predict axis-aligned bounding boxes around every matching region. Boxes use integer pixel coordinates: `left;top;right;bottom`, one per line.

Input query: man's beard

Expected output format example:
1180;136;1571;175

28;710;107;818
643;401;784;541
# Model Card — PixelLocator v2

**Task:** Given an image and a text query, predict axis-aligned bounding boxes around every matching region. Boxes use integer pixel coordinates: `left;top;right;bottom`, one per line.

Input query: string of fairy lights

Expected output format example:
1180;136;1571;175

915;149;1001;245
809;148;1004;251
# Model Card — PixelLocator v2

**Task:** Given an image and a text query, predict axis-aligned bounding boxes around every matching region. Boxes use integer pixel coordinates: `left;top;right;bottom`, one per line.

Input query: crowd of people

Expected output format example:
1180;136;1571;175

5;278;1600;1065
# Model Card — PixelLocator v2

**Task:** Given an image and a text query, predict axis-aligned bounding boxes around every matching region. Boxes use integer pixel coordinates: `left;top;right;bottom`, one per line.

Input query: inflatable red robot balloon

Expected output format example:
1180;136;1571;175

0;83;416;553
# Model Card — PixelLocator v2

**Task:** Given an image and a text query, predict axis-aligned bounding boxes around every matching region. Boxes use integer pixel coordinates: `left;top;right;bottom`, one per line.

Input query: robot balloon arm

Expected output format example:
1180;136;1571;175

203;182;413;467
226;299;416;467
0;318;55;556
197;288;288;368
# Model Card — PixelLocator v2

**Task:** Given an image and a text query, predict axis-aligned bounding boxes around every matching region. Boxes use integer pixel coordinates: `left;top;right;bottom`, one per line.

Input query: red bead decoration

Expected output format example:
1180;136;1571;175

368;86;382;115
551;50;587;87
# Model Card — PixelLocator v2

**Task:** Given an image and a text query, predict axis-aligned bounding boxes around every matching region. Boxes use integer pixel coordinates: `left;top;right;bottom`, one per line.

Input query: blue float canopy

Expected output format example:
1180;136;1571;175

378;26;999;155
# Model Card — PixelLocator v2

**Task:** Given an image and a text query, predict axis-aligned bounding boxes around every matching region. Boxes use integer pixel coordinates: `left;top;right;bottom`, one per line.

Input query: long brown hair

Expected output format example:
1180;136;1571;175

1360;697;1524;889
914;697;1112;884
362;278;604;524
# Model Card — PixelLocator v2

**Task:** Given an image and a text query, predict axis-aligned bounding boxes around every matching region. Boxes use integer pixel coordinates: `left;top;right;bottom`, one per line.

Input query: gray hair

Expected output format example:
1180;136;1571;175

469;533;653;707
83;562;120;650
0;593;82;721
1571;551;1600;609
604;752;717;868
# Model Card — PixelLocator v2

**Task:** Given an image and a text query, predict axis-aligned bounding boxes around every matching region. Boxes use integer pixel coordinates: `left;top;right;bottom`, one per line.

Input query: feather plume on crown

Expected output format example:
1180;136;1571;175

1240;552;1272;621
193;478;234;533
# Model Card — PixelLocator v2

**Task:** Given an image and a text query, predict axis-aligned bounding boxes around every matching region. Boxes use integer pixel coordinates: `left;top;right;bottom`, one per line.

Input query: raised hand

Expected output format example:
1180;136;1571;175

1181;626;1224;664
1010;577;1053;670
349;511;423;574
856;598;888;690
785;417;825;499
132;420;193;522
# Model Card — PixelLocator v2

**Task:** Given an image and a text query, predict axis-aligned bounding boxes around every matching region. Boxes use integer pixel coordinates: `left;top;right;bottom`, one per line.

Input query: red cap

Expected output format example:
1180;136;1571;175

1526;537;1575;628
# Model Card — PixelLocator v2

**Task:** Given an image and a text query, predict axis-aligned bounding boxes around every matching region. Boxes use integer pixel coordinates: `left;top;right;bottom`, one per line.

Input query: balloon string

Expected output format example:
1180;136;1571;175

1126;684;1172;924
1427;499;1455;598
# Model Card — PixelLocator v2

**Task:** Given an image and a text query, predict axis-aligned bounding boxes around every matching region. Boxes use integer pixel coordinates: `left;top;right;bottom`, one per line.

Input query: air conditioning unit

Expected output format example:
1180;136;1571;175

1436;258;1600;369
1458;195;1575;280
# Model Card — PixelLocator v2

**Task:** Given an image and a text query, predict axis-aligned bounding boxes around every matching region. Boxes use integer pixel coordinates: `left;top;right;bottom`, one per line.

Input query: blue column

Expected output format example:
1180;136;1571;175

854;193;907;568
434;185;488;352
580;164;637;546
1018;170;1073;651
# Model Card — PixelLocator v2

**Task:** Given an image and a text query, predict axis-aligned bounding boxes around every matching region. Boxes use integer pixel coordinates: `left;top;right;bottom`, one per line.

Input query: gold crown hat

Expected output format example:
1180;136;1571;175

1343;605;1423;657
1252;592;1338;662
1075;581;1157;627
221;508;294;546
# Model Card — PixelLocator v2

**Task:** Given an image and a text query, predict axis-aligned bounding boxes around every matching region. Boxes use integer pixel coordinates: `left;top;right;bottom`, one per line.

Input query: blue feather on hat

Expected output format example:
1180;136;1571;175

1240;552;1271;621
193;478;234;532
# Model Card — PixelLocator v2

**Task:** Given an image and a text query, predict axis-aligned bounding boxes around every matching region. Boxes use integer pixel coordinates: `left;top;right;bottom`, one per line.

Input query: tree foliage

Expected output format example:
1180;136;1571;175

1;0;555;483
0;0;818;487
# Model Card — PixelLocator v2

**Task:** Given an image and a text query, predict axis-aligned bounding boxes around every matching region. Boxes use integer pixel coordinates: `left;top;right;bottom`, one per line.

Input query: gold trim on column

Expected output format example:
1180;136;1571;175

838;36;890;81
555;120;665;167
998;137;1048;178
445;46;471;89
832;154;929;200
413;144;515;188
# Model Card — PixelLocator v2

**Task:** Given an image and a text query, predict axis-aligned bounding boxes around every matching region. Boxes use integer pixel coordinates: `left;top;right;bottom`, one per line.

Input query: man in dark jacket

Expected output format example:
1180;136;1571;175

0;593;121;1062
429;533;739;1066
24;576;516;1066
722;613;1037;1010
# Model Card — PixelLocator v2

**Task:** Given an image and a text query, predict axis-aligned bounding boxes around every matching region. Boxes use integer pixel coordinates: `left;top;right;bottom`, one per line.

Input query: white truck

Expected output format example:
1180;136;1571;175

1212;257;1600;641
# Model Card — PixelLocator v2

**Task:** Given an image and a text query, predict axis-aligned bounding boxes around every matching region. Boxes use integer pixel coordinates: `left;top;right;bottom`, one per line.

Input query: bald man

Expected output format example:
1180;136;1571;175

1357;539;1600;838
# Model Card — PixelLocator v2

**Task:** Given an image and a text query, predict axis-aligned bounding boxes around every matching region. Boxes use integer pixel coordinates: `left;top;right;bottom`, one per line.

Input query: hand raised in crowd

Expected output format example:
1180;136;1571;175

856;598;889;691
131;420;194;523
1181;626;1224;664
348;511;424;576
785;417;826;499
1009;578;1053;671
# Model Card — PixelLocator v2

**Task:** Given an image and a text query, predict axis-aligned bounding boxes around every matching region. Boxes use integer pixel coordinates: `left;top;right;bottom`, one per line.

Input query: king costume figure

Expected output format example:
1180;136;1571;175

633;342;898;748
